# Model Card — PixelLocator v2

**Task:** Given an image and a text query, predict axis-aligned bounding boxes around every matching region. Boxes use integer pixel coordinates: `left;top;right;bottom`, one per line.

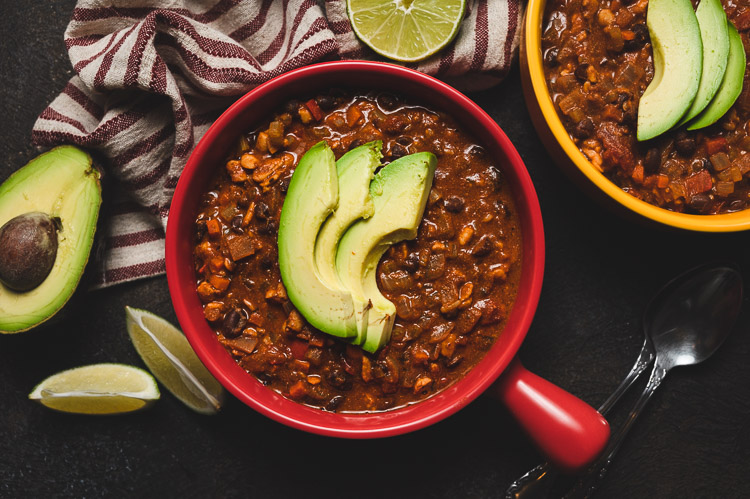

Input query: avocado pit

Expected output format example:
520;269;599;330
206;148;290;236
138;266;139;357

0;212;60;291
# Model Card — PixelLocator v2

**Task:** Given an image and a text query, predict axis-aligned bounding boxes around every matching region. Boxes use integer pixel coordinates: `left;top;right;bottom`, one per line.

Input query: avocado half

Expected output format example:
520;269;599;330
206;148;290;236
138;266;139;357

0;146;102;333
637;0;703;141
336;152;437;353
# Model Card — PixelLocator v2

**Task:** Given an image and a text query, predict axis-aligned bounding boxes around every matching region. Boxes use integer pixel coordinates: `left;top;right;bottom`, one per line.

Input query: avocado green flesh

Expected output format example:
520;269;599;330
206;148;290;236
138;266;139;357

278;142;357;339
336;152;437;353
688;22;747;130
314;141;381;339
677;0;730;126
637;0;703;141
0;146;101;333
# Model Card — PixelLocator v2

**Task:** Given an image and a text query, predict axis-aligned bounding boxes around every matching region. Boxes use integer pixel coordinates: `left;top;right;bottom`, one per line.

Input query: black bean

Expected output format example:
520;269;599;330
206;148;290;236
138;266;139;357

279;177;290;194
257;220;278;236
624;23;649;51
284;99;301;115
254;201;270;220
403;252;420;272
377;93;398;111
325;395;345;412
259;252;275;269
195;220;207;242
574;63;590;82
472;235;494;257
643;147;661;174
326;369;350;389
572;118;595;139
222;308;246;338
494;199;509;217
444;196;465;213
467;145;486;158
237;193;250;209
230;215;244;232
348;139;363;151
445;354;464;368
674;132;696;157
316;94;336;111
544;47;559;66
688;193;711;213
485;165;502;191
617;92;631;105
691;158;710;173
728;199;746;212
389;143;408;159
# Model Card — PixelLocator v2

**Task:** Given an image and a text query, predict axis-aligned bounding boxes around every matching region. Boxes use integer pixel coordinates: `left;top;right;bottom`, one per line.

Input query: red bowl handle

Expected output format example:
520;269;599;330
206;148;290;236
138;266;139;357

493;358;610;471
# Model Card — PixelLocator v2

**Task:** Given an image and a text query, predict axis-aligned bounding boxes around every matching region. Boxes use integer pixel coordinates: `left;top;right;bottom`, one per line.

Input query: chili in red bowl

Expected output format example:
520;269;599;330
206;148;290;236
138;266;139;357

192;90;523;413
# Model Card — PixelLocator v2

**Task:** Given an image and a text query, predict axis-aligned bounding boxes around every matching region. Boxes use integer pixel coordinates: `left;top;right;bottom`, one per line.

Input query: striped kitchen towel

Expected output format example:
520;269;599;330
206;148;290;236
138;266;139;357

31;0;522;288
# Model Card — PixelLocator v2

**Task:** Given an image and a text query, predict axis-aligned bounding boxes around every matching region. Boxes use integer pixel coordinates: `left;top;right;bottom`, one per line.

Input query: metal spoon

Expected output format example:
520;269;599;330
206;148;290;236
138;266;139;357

504;262;742;499
564;262;743;498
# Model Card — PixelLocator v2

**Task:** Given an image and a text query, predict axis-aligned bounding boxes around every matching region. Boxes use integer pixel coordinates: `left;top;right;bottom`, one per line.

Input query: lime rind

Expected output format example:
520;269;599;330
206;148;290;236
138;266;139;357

125;306;225;415
347;0;467;63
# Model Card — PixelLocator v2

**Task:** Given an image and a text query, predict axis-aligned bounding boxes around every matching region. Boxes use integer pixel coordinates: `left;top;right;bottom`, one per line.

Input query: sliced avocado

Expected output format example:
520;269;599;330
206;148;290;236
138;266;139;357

677;0;730;126
278;141;357;338
688;22;747;130
336;152;437;353
314;141;381;339
637;0;702;141
0;146;101;333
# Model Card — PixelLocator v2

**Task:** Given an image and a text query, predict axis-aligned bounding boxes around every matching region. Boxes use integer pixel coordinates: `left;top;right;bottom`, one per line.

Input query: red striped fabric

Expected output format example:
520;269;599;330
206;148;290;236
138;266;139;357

32;0;521;288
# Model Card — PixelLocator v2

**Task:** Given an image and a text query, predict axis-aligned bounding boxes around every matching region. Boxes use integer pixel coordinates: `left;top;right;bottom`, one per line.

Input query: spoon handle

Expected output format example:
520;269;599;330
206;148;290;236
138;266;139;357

503;338;655;499
597;337;656;415
563;363;669;499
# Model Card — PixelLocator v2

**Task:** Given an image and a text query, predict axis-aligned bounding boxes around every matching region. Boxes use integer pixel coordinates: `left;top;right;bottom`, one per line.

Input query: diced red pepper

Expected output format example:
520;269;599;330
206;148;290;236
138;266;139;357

289;339;309;360
656;174;669;189
208;256;225;273
705;137;728;156
288;380;307;400
206;218;221;238
631;164;644;184
208;275;230;292
346;104;363;127
685;170;713;196
305;99;324;121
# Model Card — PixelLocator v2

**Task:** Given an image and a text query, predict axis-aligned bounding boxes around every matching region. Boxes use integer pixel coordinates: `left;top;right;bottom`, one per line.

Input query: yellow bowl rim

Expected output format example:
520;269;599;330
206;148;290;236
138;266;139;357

524;0;750;232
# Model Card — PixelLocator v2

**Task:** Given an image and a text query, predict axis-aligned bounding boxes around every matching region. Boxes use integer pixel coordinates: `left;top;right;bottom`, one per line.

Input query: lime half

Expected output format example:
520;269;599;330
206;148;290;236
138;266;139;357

29;364;159;415
347;0;466;62
125;306;225;415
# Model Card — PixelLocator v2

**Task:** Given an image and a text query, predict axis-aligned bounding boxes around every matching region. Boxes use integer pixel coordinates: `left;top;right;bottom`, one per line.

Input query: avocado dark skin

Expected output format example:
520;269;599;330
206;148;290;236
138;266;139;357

0;212;60;291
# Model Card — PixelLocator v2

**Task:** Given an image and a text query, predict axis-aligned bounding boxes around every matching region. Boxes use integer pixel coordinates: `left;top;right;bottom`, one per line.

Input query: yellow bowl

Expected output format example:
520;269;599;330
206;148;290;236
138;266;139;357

520;0;750;232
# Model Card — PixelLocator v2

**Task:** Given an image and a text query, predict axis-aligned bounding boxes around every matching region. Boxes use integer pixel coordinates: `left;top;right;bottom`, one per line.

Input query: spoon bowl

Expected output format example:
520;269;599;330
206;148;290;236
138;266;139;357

646;264;743;369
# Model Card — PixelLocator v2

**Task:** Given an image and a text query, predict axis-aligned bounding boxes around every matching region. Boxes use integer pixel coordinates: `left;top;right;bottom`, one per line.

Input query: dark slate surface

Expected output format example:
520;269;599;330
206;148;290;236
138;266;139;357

2;2;749;498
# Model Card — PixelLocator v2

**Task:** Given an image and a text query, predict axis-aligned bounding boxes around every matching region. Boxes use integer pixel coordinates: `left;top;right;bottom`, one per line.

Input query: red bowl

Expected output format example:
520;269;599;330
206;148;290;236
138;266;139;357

167;61;545;438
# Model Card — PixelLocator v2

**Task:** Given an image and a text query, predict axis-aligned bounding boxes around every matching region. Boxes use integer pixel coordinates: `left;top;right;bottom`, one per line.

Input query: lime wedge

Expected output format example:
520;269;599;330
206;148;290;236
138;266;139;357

347;0;466;62
28;363;159;415
125;306;225;415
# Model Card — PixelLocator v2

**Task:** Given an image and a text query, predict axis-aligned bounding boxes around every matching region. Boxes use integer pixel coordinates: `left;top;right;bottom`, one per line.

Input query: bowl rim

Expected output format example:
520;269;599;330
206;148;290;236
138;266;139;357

166;60;545;437
524;0;750;232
